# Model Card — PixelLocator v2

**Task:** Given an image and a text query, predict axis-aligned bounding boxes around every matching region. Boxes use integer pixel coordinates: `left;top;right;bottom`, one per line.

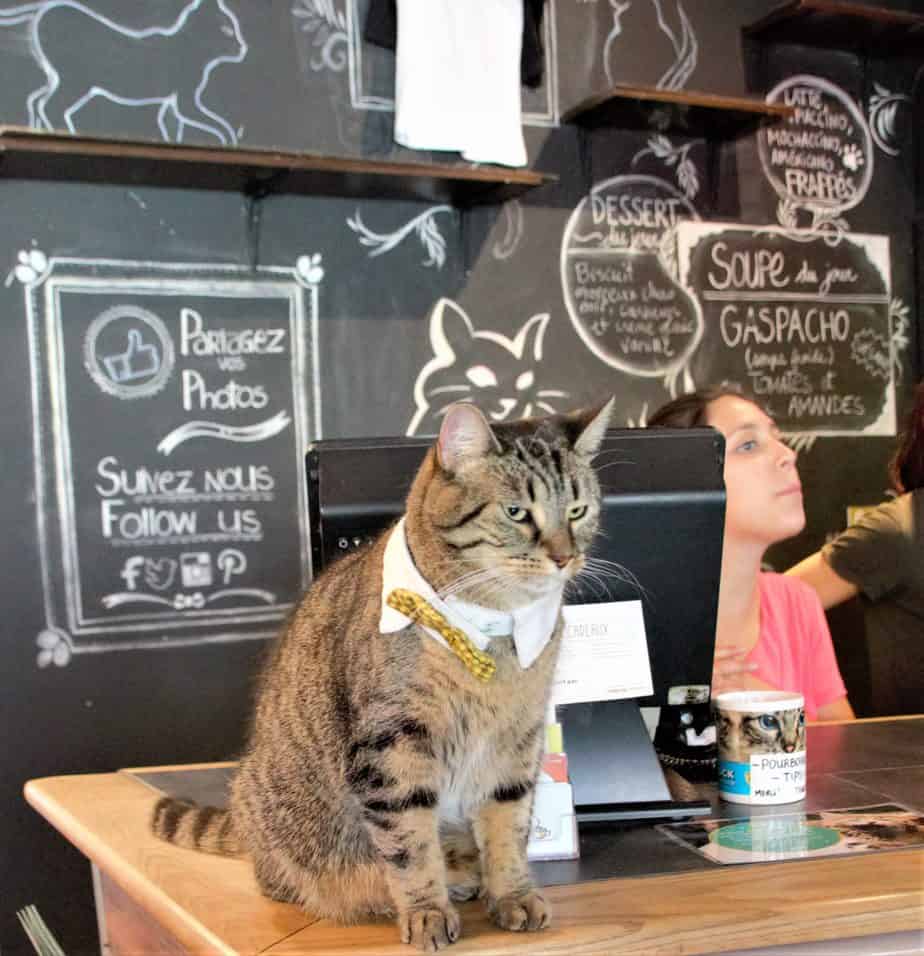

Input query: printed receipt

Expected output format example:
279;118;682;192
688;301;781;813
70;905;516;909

551;602;653;706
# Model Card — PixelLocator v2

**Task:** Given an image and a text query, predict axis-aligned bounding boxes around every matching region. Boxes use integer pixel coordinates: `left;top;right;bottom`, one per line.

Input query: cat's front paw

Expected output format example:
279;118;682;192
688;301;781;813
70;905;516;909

488;889;550;932
398;902;461;952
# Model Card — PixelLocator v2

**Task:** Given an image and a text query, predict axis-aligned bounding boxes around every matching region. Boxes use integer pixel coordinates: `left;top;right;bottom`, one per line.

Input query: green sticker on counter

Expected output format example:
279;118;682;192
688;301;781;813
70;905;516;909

711;820;841;853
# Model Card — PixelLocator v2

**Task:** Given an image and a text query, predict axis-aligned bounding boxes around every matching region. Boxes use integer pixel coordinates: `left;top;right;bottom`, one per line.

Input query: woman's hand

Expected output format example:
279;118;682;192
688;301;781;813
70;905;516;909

711;646;775;696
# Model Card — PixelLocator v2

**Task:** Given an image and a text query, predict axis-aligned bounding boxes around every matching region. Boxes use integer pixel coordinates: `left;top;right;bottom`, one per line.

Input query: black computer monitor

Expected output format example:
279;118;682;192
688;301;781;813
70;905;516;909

305;427;725;821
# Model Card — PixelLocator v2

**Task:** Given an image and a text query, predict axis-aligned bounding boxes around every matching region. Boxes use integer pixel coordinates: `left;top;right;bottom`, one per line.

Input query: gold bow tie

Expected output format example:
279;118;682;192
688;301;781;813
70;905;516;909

386;588;496;682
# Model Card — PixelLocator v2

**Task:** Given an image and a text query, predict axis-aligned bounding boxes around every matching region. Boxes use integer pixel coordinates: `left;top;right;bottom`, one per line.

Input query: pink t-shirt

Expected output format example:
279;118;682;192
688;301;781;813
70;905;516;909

748;573;848;720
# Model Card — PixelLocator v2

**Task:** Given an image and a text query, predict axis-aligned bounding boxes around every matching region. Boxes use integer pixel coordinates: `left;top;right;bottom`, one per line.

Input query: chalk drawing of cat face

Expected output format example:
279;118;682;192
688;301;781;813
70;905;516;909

6;0;246;144
407;298;569;436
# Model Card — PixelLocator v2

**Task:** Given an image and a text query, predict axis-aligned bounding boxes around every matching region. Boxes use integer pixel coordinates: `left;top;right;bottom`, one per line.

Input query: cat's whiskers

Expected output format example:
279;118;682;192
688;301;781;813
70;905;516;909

456;560;555;608
566;567;609;600
574;562;612;594
417;554;497;589
437;564;497;590
439;567;506;602
442;562;523;606
592;459;635;475
583;556;649;600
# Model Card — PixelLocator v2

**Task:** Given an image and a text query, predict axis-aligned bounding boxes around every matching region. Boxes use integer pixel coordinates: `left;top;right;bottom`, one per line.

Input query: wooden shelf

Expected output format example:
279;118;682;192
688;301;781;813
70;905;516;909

561;85;793;140
0;127;556;206
743;0;924;54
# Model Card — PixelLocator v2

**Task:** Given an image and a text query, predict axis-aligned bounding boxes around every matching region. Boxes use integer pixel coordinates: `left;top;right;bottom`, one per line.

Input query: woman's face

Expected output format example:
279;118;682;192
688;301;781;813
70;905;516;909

705;395;805;547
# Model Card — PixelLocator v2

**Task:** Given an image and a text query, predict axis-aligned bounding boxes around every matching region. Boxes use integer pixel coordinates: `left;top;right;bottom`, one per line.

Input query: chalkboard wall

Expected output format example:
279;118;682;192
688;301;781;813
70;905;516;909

0;2;920;952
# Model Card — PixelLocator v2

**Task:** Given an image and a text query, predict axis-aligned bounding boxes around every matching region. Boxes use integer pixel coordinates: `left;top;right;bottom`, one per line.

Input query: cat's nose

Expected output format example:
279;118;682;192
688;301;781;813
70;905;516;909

542;528;574;568
544;531;574;570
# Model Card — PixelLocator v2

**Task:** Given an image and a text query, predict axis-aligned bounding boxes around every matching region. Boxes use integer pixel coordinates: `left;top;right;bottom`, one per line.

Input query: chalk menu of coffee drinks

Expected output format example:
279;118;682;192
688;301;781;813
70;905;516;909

676;223;894;435
24;256;320;664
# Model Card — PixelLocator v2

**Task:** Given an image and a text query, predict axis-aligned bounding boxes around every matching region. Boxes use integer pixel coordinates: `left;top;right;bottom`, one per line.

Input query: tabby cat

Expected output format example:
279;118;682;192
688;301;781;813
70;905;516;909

151;398;613;951
716;706;806;764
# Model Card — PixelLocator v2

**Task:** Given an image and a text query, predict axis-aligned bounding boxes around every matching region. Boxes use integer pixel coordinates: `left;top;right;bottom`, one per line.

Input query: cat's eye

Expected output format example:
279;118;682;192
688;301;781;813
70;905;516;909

568;504;588;521
466;365;497;388
505;505;529;522
758;715;780;731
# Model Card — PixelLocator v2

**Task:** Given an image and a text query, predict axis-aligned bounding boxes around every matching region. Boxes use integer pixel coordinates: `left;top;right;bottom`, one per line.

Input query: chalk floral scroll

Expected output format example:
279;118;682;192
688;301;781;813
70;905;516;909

347;206;453;269
291;0;348;72
632;135;700;200
868;85;910;158
407;298;570;436
889;298;910;382
493;201;525;261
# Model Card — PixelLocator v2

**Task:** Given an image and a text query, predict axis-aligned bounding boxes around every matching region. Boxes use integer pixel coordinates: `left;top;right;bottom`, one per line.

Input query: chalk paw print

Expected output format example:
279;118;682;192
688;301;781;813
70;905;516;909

841;144;864;172
9;249;48;286
295;253;324;285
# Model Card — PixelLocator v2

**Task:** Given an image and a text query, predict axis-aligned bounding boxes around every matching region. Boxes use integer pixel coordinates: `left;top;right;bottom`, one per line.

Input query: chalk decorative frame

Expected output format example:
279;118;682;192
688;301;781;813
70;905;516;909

17;255;321;666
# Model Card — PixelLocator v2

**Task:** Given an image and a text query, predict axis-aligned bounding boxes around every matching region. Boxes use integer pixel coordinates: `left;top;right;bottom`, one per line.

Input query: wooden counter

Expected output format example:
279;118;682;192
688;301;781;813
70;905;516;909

24;719;924;955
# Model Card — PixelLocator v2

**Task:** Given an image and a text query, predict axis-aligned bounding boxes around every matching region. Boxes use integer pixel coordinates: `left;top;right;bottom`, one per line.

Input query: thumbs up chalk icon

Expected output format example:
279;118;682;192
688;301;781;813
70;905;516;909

103;329;160;383
84;305;175;399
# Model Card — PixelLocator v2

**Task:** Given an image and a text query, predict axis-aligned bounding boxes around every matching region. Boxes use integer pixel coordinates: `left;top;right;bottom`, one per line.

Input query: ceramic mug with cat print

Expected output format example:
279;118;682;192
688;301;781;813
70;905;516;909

715;691;806;805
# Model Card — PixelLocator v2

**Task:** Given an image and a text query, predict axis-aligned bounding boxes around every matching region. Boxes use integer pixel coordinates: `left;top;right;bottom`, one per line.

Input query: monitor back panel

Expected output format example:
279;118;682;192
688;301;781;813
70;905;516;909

305;428;724;706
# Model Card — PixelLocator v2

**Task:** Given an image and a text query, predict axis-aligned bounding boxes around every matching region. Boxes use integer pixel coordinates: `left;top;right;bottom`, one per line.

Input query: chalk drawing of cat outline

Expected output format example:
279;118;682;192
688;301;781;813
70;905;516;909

407;298;569;436
0;0;247;144
603;0;697;91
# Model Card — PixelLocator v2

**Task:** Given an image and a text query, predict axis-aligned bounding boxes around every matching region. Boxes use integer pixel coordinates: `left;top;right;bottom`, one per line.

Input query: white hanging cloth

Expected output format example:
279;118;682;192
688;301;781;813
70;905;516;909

394;0;528;168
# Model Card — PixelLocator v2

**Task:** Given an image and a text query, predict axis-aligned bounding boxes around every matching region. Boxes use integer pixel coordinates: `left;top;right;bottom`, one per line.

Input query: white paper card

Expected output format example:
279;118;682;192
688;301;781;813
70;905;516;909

551;601;653;706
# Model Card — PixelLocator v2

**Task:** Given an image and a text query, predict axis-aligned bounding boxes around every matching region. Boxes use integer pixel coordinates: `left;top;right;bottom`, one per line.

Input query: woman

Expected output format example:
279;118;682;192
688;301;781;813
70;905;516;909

788;380;924;715
649;386;854;721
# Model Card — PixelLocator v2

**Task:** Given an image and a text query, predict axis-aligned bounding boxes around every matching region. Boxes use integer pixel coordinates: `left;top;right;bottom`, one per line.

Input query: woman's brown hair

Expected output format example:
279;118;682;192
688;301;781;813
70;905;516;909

889;380;924;493
647;384;763;429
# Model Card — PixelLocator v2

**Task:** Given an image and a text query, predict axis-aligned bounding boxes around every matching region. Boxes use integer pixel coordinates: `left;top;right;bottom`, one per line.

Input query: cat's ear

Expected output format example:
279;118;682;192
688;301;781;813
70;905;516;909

436;402;499;473
570;396;615;459
430;297;476;359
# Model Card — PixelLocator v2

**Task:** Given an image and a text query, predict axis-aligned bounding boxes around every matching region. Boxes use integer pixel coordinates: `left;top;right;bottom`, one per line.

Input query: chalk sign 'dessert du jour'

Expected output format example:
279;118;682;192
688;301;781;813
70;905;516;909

560;175;702;379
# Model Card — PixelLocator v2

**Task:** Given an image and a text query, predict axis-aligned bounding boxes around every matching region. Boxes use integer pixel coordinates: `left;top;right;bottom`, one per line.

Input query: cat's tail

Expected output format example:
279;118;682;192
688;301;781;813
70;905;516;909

150;796;243;856
0;4;44;27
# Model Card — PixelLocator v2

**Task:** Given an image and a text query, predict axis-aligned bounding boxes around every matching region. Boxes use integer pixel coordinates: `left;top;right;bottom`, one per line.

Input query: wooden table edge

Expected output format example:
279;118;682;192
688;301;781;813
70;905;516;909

263;851;924;955
810;713;924;726
24;773;282;956
121;760;238;773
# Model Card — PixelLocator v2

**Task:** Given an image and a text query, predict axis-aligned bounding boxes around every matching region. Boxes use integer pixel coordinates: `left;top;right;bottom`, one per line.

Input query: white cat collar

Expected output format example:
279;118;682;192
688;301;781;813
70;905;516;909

379;519;562;669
